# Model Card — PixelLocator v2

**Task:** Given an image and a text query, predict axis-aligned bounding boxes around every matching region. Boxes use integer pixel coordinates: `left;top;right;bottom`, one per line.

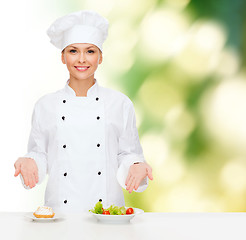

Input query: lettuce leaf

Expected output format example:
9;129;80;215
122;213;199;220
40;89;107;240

108;205;126;215
89;201;103;214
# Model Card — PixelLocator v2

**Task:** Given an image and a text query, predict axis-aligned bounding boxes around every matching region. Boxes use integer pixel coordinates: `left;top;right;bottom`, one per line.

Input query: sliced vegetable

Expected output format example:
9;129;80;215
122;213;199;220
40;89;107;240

102;210;110;215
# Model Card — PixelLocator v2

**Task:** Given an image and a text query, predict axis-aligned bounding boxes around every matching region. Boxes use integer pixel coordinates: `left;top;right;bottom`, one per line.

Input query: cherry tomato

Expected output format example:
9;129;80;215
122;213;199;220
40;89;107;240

102;210;110;215
126;208;134;215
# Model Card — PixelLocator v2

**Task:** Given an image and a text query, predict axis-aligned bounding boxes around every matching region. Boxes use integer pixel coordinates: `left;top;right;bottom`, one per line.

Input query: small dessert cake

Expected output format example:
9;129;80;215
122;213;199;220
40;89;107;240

33;206;55;218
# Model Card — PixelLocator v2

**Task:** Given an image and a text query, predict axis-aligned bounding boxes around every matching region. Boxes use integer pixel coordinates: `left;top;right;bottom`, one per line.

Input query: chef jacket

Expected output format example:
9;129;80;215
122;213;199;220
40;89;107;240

23;80;148;213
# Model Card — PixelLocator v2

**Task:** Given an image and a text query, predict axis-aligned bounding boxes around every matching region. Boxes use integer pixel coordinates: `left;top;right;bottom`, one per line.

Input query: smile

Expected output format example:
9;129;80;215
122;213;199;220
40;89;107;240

75;66;90;71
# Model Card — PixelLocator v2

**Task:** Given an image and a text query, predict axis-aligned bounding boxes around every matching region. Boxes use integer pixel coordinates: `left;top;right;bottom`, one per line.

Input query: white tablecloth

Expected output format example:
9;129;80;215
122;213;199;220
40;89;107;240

1;212;245;240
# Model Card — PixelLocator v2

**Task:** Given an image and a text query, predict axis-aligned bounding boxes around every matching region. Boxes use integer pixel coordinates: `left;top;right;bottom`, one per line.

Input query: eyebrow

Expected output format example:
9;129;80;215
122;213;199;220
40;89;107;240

69;45;96;50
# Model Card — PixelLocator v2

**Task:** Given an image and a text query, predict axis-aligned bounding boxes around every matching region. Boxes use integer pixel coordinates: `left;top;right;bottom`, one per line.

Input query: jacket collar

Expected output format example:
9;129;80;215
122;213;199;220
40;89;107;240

64;79;98;97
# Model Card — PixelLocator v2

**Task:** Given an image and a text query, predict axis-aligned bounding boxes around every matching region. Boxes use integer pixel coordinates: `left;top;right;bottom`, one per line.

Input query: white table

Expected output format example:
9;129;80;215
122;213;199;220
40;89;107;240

1;212;245;240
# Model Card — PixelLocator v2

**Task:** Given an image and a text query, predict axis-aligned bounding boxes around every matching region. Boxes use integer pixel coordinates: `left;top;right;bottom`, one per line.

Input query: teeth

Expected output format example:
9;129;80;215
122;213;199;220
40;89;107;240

77;67;88;70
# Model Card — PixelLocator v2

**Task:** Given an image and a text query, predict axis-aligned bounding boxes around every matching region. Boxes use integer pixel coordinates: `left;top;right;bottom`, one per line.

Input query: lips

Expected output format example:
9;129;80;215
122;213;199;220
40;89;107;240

75;66;90;71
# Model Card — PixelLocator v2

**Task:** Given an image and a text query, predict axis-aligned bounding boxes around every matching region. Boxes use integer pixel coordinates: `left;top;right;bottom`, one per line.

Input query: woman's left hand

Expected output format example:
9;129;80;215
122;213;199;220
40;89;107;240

125;162;153;193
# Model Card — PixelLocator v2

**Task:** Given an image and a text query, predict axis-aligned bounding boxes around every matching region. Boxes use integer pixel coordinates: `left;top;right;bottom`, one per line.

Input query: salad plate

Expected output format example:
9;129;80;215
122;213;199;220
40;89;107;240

91;207;144;224
24;212;63;222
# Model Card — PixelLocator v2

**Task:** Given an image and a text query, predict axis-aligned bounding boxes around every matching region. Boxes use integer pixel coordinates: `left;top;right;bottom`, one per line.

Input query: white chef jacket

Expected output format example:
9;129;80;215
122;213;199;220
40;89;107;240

24;80;148;213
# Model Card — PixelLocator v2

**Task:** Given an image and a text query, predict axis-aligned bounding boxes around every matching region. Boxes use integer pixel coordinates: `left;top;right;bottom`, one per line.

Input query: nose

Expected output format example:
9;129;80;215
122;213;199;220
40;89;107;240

78;53;86;63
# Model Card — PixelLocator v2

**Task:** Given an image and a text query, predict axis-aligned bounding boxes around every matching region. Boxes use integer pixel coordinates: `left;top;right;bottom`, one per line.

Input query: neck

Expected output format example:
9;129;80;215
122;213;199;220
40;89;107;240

68;77;95;97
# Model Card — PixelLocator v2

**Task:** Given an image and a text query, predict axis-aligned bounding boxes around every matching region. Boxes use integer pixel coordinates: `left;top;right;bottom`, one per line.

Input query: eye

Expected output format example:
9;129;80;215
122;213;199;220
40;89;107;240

88;50;95;54
69;49;77;53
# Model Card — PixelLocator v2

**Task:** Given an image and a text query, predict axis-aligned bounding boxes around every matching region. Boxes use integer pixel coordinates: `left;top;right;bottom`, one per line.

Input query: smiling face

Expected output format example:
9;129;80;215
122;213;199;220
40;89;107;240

61;43;102;83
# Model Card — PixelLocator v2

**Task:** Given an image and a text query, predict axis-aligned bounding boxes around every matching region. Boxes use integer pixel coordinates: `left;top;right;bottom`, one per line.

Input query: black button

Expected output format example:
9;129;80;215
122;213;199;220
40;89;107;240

97;116;100;120
96;97;99;101
99;199;102;202
97;144;100;147
63;145;66;148
63;100;66;103
64;200;67;204
64;172;67;177
98;171;101;175
62;116;65;120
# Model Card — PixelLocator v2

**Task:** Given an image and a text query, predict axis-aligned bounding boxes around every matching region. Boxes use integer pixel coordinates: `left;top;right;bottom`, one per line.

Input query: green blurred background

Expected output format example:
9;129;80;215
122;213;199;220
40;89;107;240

42;0;246;212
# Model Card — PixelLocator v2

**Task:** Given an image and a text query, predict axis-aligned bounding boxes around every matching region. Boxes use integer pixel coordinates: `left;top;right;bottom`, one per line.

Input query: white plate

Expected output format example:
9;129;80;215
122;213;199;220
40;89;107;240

91;207;144;224
24;212;63;222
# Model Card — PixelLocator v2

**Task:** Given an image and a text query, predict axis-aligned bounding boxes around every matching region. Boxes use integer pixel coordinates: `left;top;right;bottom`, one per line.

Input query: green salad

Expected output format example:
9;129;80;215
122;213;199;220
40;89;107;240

89;201;134;215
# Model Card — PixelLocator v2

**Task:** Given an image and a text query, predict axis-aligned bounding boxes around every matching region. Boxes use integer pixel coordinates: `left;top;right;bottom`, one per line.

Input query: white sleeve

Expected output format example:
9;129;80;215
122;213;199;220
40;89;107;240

116;101;148;192
23;103;47;185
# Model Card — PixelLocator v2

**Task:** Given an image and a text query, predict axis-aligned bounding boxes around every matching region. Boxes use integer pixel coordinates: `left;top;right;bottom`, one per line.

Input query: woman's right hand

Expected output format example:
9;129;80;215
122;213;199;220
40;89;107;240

14;157;39;189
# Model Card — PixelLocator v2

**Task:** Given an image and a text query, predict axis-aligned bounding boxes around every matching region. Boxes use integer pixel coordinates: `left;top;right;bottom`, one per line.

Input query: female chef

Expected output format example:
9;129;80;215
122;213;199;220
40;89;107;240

14;10;153;213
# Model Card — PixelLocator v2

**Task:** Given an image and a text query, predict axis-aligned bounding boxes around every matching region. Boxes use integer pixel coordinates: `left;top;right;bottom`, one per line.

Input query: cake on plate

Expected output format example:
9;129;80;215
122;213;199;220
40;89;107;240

33;206;55;218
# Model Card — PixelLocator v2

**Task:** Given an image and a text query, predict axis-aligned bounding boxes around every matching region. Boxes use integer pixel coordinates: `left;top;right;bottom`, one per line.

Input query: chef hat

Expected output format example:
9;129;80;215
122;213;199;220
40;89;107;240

47;10;109;52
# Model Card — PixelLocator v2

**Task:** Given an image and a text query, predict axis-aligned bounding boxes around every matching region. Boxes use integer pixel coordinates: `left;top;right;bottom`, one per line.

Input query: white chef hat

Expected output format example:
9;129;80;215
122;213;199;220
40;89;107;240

47;10;109;52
